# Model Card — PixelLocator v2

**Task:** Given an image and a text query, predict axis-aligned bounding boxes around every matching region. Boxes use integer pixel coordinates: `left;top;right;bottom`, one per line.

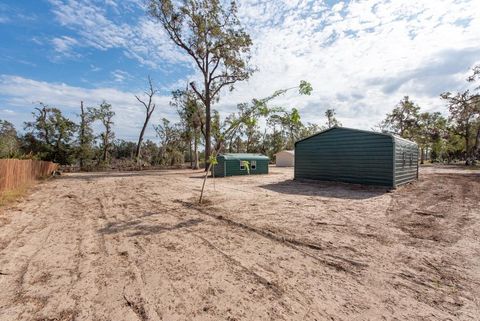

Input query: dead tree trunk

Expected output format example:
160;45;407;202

79;101;86;170
189;137;193;169
102;131;109;162
135;76;157;161
193;133;199;169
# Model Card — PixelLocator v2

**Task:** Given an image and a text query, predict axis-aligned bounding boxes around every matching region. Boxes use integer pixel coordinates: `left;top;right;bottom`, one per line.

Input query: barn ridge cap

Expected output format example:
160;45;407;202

294;126;416;146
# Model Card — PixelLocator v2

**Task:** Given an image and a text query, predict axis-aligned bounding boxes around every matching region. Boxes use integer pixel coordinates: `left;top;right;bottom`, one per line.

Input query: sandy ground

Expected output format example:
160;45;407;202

0;166;479;321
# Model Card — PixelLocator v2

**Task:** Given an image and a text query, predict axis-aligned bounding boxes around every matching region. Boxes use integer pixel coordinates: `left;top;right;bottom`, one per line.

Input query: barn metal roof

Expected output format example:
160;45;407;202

218;153;269;160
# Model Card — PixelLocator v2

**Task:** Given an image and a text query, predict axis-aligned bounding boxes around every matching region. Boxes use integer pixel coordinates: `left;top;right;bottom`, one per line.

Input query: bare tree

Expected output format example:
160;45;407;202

135;76;157;161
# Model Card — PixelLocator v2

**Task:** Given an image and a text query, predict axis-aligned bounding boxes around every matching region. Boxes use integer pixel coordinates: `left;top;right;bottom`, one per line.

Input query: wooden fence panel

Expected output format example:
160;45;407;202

0;159;58;193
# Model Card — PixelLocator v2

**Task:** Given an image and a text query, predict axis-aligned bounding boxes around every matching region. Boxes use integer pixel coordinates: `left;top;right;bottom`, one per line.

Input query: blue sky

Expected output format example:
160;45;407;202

1;0;479;141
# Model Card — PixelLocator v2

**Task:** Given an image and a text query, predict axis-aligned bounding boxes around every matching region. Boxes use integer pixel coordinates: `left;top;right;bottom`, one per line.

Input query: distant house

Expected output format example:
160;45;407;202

275;150;294;167
212;153;269;177
294;127;418;187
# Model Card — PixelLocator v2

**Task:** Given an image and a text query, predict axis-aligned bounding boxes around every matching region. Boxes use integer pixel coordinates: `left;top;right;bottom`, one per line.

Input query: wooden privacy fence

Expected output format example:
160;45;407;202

0;159;58;193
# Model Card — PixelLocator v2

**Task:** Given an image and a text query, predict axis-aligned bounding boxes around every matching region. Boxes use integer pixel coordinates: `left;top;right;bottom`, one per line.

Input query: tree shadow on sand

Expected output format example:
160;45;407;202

260;179;390;200
98;218;203;237
56;169;205;181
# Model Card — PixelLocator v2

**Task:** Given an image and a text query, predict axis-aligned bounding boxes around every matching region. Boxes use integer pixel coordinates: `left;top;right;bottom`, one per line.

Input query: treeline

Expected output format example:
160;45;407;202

0;99;181;170
0;101;129;170
0;80;337;170
379;65;480;165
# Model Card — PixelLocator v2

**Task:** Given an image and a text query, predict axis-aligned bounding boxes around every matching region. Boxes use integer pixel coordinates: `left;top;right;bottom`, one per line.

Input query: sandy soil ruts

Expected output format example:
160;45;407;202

0;166;479;321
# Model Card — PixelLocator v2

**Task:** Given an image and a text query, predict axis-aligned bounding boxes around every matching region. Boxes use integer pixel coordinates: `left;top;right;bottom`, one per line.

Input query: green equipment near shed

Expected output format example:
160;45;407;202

212;153;269;177
294;127;418;187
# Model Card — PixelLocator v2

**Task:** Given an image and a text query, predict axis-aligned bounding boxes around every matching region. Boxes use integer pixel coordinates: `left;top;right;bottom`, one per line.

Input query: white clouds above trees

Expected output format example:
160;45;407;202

1;0;479;138
0;75;173;141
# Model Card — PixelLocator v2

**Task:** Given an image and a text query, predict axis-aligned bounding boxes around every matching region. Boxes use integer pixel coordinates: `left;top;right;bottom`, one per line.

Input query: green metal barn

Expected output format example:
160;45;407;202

294;127;418;187
212;153;269;177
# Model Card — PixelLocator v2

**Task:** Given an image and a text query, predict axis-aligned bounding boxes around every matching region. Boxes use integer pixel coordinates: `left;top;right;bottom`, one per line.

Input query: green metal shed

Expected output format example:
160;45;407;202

212;153;269;177
294;127;418;187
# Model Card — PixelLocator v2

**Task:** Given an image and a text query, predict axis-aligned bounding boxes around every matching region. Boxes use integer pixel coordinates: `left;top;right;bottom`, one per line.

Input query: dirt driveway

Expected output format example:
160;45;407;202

0;166;479;321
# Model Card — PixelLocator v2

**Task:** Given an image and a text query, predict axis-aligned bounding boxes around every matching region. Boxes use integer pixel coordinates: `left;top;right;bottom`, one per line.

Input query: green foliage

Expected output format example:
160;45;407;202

154;118;186;166
299;80;313;95
268;108;304;150
221;81;313;152
77;102;97;170
199;80;320;158
112;139;136;159
242;160;250;174
173;88;205;168
92;101;115;162
0;120;20;158
23;103;77;164
377;82;479;164
139;139;161;165
325;108;341;128
381;96;420;139
300;123;324;139
209;155;218;165
441;90;479;159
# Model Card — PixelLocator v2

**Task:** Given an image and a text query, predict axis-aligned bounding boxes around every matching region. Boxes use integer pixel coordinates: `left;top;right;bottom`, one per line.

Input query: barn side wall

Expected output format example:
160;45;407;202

294;128;395;186
393;138;419;186
225;159;269;176
212;158;226;177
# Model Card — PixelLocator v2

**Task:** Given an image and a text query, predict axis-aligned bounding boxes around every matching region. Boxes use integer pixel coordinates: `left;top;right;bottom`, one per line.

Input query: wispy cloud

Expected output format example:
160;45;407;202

0;3;37;24
51;35;80;59
0;16;10;24
90;64;101;72
47;0;189;67
111;69;131;82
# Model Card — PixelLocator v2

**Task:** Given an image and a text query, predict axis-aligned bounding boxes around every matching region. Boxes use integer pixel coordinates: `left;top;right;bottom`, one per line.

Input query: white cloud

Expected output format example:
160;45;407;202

47;0;189;67
0;75;174;141
1;109;16;115
111;69;131;82
0;3;37;24
90;64;101;72
51;35;80;58
31;37;44;46
212;0;480;129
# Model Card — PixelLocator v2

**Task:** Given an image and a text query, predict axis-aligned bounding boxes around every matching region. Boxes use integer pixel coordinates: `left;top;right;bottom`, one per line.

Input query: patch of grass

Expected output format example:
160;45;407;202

0;184;31;208
464;165;480;170
442;164;480;170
